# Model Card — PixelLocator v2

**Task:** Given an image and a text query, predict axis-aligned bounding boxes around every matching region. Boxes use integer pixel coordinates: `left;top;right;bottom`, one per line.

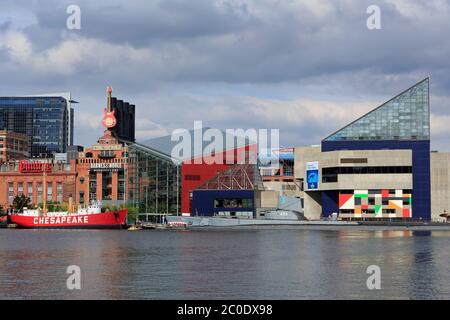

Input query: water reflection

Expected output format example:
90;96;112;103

0;229;449;299
407;235;440;299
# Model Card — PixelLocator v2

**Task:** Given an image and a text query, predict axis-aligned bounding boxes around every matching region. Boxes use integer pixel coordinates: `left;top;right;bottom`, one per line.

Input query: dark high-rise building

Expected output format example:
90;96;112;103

109;96;135;142
0;93;75;158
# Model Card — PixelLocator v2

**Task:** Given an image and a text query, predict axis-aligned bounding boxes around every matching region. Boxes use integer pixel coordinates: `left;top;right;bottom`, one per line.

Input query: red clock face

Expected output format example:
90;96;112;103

103;109;117;128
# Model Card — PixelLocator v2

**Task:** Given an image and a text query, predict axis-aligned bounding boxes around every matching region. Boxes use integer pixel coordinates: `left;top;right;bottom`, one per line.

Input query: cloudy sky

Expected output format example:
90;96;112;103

1;0;450;150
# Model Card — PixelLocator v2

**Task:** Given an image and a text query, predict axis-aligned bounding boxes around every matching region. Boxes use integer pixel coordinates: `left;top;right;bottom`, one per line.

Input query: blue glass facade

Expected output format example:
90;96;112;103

0;96;73;158
320;78;431;220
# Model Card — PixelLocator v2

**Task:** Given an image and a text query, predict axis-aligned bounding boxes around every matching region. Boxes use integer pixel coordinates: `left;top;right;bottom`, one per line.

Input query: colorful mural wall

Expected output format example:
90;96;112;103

338;189;412;218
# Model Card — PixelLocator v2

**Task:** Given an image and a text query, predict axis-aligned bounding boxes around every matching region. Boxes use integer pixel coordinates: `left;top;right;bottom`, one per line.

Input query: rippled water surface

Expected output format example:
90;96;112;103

0;228;449;299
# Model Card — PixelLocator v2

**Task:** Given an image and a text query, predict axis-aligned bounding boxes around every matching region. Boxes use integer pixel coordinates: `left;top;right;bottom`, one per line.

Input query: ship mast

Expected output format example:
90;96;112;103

107;84;112;112
43;161;47;216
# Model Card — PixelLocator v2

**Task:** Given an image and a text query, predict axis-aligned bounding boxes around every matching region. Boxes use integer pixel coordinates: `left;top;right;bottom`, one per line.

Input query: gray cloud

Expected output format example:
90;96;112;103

0;0;449;150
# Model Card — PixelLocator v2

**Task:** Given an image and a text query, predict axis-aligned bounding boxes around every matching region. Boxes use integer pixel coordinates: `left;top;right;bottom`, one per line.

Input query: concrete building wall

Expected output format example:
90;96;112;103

303;192;321;220
431;152;450;221
258;190;279;208
262;181;301;197
295;146;415;219
294;146;322;179
295;147;412;191
323;174;412;190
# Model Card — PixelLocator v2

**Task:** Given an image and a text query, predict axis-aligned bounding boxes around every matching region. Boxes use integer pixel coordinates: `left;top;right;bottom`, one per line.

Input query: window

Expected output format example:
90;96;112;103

28;183;33;200
214;198;253;209
37;183;42;204
324;79;430;142
322;166;412;182
57;183;63;202
8;182;14;203
340;158;368;164
47;183;53;201
18;183;23;196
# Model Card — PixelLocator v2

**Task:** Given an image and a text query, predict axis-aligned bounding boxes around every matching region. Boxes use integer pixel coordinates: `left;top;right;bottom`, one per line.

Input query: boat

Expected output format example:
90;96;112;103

7;201;128;229
141;222;157;229
159;221;188;230
141;221;188;230
166;214;358;227
127;225;142;231
0;216;7;228
6;159;127;229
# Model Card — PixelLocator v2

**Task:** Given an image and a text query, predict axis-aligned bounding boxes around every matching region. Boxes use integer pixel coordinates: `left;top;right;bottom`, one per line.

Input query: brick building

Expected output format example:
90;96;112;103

75;129;129;205
0;130;28;162
0;160;76;208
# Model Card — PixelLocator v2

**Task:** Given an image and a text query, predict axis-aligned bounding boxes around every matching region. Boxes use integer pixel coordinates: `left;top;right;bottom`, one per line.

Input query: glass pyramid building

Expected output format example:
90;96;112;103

323;78;430;141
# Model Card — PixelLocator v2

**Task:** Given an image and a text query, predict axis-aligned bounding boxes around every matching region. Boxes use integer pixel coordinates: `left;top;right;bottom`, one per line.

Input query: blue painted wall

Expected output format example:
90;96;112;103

321;140;431;220
192;190;255;216
322;190;339;218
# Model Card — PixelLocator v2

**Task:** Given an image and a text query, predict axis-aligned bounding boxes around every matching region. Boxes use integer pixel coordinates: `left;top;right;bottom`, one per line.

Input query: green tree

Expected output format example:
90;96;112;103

0;205;5;216
12;195;31;212
118;203;139;225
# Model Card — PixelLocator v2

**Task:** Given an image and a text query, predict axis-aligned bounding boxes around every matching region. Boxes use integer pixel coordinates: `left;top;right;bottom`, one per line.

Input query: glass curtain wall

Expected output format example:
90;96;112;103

127;143;180;214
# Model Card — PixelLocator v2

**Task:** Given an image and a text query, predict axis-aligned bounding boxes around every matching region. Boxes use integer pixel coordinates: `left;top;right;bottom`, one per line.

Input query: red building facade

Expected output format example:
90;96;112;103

180;144;257;215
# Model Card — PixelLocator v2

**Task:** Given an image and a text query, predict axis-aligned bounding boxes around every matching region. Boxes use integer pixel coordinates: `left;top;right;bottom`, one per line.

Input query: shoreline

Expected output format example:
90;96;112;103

2;219;450;232
186;224;450;231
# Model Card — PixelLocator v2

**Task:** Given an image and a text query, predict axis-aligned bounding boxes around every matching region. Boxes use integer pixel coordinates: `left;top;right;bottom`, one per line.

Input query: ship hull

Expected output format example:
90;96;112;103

8;210;128;229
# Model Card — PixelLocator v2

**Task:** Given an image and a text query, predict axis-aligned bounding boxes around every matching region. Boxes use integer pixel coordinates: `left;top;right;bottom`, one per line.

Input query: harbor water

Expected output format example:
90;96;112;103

0;228;449;299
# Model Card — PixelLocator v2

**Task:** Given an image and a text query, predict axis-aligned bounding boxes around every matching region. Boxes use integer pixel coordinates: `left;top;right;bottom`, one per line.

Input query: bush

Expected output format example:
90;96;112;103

12;195;31;212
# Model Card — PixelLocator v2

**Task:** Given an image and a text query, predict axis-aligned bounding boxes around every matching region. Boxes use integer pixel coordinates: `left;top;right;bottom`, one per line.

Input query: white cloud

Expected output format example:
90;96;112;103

0;31;153;75
385;0;450;21
135;118;170;140
243;97;375;127
76;112;103;130
1;30;32;62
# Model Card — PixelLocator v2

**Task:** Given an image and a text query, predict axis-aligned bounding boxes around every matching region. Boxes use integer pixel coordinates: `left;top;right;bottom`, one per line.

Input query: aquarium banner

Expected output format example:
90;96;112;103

306;161;319;190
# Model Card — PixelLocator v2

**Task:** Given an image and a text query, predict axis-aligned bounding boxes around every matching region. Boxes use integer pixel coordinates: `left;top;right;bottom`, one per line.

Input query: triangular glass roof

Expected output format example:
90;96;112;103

196;164;264;190
323;78;430;141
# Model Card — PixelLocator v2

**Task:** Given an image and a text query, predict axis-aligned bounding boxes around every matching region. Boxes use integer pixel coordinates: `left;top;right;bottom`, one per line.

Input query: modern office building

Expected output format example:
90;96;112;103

0;93;75;158
67;145;84;162
295;78;431;220
109;92;135;142
0;130;29;162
